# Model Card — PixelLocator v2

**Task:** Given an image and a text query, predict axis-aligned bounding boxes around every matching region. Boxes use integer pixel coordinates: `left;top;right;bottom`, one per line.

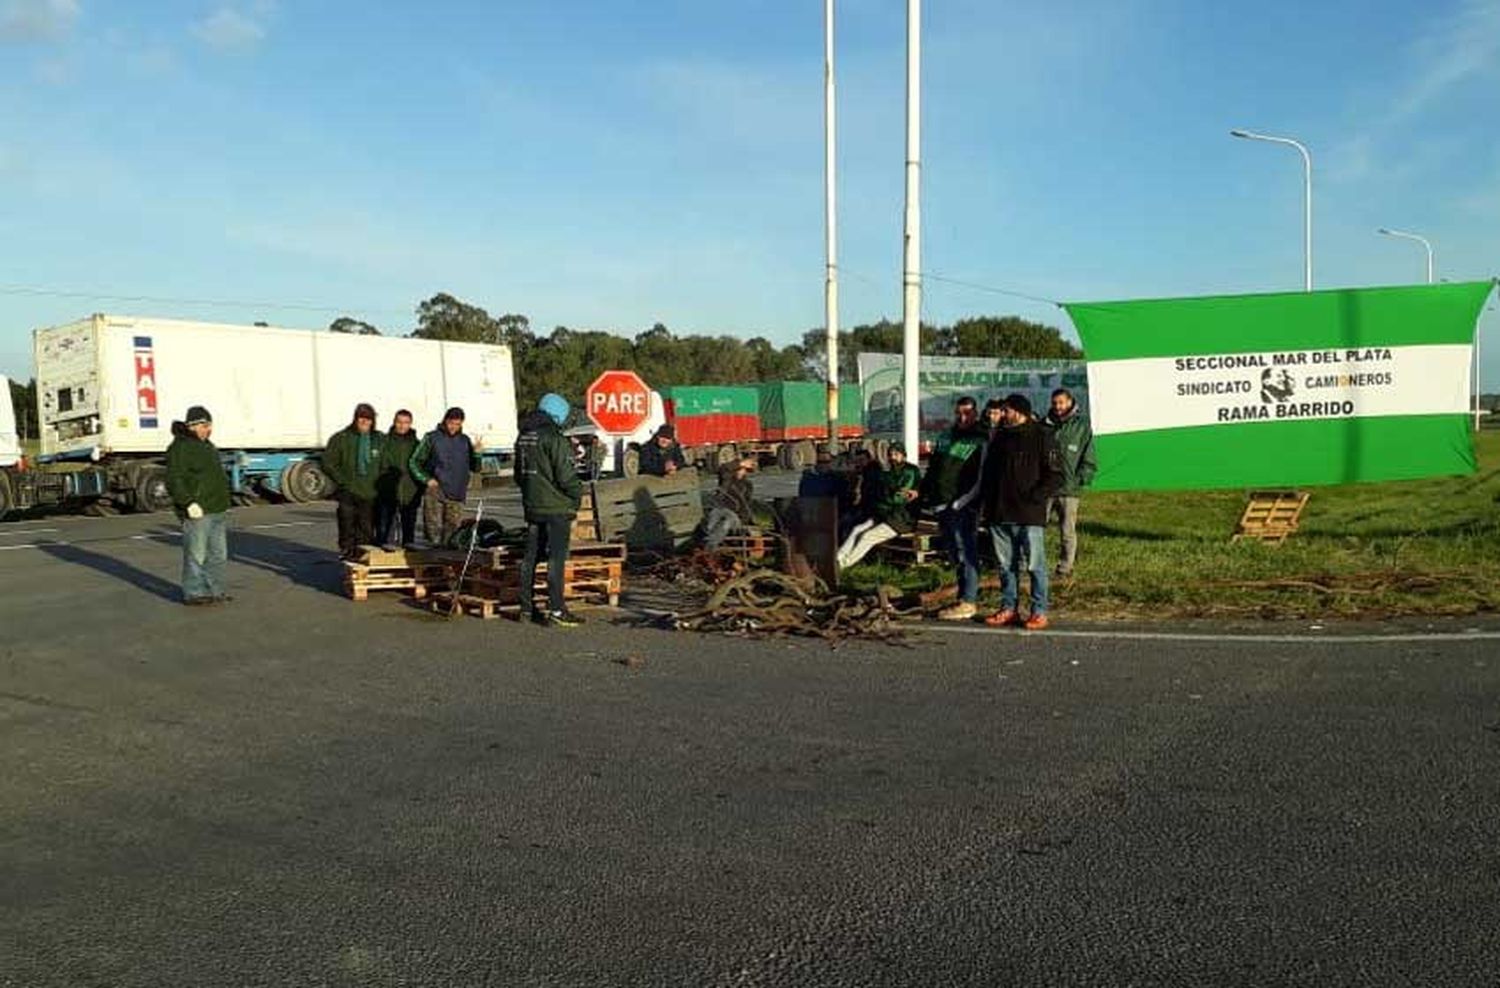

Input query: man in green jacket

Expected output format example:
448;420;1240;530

322;403;386;559
165;405;232;605
515;393;584;627
376;409;422;548
836;443;921;570
1044;388;1098;578
919;396;987;620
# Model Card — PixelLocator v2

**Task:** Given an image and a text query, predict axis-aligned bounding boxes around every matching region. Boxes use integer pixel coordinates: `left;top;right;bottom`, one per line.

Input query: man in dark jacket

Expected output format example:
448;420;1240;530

410;406;484;547
836;443;921;570
919;396;987;620
638;425;687;477
980;394;1063;630
703;457;757;550
376;409;422;548
515;393;584;627
1044;388;1097;579
322;403;386;559
165;405;232;605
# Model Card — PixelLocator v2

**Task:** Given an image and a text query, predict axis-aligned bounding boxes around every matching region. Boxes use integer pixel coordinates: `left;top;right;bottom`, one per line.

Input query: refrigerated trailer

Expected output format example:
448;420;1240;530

0;314;517;517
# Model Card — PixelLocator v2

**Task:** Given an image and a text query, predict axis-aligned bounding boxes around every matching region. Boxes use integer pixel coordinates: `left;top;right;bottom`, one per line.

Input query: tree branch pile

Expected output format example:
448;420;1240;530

669;571;914;645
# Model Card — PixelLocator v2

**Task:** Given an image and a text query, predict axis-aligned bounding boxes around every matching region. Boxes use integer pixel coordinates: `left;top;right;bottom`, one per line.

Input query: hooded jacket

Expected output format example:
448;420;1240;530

980;420;1063;527
872;461;922;534
378;427;422;504
323;423;387;501
638;439;688;477
165;422;231;517
1044;407;1097;496
515;411;583;520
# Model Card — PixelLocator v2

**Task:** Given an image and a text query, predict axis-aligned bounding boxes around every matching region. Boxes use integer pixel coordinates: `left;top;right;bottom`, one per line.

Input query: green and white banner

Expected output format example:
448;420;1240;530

856;353;1088;440
1062;282;1495;491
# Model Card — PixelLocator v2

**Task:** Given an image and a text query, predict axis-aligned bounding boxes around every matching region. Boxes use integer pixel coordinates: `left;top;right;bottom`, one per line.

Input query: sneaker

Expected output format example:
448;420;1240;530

938;601;977;621
1023;613;1050;631
984;608;1018;627
544;610;583;628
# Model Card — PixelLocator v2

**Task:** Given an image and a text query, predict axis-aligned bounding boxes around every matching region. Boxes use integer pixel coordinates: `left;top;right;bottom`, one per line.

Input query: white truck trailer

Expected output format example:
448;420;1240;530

1;314;517;517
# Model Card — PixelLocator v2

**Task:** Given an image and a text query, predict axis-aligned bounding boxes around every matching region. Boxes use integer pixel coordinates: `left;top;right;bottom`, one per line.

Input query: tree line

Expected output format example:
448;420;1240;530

333;292;1084;411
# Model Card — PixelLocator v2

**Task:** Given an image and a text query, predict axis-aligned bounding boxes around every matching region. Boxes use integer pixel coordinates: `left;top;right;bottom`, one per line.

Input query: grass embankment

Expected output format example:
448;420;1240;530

845;432;1500;620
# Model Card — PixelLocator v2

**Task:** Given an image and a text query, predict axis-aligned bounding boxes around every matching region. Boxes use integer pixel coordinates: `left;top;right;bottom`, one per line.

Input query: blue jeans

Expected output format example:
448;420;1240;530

938;507;980;603
991;523;1048;614
182;512;228;600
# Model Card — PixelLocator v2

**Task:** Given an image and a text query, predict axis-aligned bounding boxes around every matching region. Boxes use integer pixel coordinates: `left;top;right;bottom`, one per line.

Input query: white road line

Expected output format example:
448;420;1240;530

919;624;1500;645
246;522;319;530
0;528;60;537
0;542;66;551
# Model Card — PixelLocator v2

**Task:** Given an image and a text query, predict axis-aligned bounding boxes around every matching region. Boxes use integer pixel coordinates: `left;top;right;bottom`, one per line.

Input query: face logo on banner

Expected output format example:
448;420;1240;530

133;335;158;429
1260;368;1296;404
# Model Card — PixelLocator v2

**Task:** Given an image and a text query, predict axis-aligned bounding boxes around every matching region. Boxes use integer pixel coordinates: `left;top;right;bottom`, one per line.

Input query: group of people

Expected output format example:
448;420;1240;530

915;387;1096;629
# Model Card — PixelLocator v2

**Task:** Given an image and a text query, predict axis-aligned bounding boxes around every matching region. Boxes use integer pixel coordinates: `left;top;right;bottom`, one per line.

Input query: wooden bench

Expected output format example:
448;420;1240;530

590;469;704;551
873;519;944;566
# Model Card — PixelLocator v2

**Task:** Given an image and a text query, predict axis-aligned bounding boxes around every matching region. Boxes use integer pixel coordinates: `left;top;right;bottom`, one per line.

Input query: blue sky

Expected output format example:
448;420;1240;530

2;0;1497;383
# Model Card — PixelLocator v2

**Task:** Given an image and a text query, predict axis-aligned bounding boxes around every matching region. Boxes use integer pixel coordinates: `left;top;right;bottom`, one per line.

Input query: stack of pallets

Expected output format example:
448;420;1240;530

430;541;628;618
343;546;453;601
874;519;944;566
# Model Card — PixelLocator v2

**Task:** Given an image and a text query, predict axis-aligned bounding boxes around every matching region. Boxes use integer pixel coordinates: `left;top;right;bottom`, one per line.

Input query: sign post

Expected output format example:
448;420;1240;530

586;370;652;436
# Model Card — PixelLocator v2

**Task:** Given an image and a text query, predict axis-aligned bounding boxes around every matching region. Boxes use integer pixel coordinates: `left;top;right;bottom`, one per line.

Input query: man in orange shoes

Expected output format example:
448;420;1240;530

979;394;1063;630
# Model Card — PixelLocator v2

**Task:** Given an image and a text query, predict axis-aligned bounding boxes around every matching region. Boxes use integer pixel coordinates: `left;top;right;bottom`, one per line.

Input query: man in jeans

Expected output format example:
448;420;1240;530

980;394;1063;630
165;405;232;605
410;406;483;547
515;393;584;627
1043;387;1097;579
919;396;987;621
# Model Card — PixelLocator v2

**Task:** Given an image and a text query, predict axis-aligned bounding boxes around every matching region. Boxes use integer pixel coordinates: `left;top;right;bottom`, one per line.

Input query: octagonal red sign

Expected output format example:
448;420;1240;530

586;370;652;435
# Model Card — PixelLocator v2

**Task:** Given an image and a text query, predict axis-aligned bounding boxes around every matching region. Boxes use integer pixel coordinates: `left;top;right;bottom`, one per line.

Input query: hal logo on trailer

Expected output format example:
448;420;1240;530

133;336;158;428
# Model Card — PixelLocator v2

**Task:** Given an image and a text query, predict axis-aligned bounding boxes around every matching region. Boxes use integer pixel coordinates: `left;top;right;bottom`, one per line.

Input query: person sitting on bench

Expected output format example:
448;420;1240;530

702;457;757;550
835;442;921;570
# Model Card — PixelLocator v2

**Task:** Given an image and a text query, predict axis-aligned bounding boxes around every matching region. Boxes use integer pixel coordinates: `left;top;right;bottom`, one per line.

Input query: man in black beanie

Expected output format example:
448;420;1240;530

979;393;1063;631
166;405;232;604
638;424;687;477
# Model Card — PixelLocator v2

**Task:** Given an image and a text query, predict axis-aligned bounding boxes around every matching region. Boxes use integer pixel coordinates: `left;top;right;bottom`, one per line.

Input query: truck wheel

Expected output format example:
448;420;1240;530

134;466;174;513
0;472;14;520
787;441;815;472
776;445;792;470
284;459;332;503
621;447;641;479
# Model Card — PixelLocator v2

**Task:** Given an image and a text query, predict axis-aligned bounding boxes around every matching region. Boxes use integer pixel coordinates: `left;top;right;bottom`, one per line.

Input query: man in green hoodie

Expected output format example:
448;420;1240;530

322;402;387;559
376;409;422;548
165;405;232;605
1043;388;1097;579
515;393;584;628
836;442;921;570
919;396;987;620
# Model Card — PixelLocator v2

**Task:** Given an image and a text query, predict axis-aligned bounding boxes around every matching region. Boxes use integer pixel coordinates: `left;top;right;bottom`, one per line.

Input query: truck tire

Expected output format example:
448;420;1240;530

0;472;14;520
621;447;641;479
283;458;332;503
134;466;174;514
787;440;815;472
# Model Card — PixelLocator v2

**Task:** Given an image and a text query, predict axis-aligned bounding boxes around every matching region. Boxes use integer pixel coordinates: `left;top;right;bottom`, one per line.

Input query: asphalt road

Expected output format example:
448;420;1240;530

3;503;1498;986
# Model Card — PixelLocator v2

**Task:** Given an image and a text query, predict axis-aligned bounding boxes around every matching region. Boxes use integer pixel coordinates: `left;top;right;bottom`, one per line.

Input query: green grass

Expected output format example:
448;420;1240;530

846;432;1500;621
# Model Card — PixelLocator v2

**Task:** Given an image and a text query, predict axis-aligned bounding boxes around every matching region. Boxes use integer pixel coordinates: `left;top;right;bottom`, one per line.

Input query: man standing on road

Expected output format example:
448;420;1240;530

638;425;687;477
836;442;921;570
410;407;483;548
516;393;584;628
920;396;987;621
981;394;1063;630
376;409;422;549
165;405;232;606
703;457;758;550
1044;388;1097;580
323;403;386;560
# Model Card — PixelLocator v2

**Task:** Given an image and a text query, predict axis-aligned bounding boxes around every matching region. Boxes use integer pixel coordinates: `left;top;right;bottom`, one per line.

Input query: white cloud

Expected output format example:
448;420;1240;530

192;5;267;53
1389;0;1500;123
0;0;80;43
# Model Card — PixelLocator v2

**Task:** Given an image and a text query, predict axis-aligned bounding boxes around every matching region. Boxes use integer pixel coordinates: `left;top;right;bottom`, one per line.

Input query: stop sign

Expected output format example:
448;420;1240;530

586;370;652;435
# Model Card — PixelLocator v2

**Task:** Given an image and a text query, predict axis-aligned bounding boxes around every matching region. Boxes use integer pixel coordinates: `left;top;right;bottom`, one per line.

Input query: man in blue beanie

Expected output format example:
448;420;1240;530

515;393;584;627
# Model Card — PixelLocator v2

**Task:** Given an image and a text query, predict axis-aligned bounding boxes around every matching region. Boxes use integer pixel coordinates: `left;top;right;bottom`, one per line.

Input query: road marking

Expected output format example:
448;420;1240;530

920;624;1500;645
0;542;66;551
246;522;319;530
0;528;60;537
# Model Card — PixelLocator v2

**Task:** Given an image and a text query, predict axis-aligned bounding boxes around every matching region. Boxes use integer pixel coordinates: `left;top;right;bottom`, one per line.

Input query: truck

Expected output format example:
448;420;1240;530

571;380;871;478
0;314;518;518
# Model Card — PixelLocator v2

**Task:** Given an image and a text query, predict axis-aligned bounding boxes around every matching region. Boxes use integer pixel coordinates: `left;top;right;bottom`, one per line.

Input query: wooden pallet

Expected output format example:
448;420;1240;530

873;520;944;565
571;491;600;542
1232;490;1310;545
428;591;505;619
343;560;452;601
478;540;628;569
461;557;623;608
716;531;782;562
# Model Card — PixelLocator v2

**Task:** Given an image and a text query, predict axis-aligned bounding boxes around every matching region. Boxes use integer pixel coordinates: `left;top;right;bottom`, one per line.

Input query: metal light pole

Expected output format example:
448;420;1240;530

824;0;840;455
901;0;922;458
1231;129;1313;291
1376;227;1434;284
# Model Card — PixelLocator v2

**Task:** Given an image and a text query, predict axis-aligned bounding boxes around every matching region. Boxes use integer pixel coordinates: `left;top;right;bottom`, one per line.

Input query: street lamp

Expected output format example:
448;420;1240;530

1376;227;1434;284
1231;128;1313;292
